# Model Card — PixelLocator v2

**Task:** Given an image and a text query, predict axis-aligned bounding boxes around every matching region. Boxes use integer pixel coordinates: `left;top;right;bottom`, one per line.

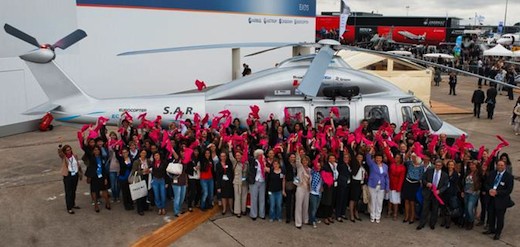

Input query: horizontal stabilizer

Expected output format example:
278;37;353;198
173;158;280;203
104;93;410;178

22;102;60;115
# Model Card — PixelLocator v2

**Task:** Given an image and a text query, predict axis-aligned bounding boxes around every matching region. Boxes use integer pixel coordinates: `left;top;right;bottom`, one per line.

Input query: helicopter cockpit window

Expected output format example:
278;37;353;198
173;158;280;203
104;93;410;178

423;105;443;131
315;106;350;128
364;105;389;130
401;106;413;124
412;106;429;130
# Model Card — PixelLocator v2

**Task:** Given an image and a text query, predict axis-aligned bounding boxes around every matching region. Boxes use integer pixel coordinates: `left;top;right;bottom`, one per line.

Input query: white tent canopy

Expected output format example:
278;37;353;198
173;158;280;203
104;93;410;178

483;44;514;57
423;53;454;60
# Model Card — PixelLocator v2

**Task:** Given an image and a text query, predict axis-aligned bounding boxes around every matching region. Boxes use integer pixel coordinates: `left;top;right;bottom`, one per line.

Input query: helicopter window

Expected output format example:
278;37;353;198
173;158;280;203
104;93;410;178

422;105;443;131
286;107;306;126
364;105;389;130
412;106;429;130
401;106;413;124
315;106;350;128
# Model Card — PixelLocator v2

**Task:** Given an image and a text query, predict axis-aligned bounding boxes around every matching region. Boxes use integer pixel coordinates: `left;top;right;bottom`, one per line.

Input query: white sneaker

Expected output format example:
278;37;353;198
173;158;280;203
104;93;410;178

313;222;317;228
370;218;375;223
376;219;380;224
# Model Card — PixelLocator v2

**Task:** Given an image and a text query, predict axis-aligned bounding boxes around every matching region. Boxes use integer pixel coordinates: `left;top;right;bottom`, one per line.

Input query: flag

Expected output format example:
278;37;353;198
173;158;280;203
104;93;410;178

339;0;351;38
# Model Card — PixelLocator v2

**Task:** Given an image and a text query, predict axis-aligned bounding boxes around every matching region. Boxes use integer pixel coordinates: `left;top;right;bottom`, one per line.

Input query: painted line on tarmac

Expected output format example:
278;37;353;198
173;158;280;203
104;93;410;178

132;206;220;247
210;218;246;247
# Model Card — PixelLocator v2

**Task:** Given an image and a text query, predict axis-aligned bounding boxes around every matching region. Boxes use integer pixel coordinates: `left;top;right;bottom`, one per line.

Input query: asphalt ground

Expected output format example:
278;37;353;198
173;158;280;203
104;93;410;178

0;75;518;247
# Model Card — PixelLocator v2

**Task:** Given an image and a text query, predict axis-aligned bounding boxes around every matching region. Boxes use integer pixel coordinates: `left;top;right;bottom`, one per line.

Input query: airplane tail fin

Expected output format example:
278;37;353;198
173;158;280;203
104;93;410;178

24;61;93;107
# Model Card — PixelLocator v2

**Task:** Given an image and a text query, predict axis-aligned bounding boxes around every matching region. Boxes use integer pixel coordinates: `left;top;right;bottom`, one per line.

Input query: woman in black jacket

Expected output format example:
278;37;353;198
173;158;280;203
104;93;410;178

216;152;234;215
440;160;461;229
335;142;351;221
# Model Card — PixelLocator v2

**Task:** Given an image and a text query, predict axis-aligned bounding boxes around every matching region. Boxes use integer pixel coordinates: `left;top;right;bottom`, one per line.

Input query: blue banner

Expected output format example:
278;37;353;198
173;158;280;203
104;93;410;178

76;0;316;17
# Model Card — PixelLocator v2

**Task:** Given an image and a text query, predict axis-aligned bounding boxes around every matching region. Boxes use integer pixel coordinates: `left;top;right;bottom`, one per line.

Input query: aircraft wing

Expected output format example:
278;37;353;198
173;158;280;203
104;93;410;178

22;102;60;115
398;31;417;40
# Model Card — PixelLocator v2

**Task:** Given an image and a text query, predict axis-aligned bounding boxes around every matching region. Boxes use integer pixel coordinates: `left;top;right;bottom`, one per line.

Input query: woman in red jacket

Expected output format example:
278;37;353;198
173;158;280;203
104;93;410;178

384;143;406;220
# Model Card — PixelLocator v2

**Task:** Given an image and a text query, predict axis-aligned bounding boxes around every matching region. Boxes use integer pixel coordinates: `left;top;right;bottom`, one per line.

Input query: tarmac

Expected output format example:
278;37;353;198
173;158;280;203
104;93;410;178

0;75;518;247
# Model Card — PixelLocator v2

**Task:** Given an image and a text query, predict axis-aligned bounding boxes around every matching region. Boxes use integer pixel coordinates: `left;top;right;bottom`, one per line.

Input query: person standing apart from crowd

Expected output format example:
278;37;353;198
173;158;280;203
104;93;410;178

471;85;485;118
482;160;514;240
486;84;498;120
506;71;516;100
434;68;442;87
58;144;83;214
417;159;448;230
448;72;457;96
366;146;389;223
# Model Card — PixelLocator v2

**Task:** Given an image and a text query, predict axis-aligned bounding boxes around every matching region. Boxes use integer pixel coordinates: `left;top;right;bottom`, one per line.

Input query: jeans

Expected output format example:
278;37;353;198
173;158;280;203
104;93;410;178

109;172;120;200
151;178;166;209
309;194;321;224
200;179;214;209
269;191;282;220
172;185;187;215
464;192;479;222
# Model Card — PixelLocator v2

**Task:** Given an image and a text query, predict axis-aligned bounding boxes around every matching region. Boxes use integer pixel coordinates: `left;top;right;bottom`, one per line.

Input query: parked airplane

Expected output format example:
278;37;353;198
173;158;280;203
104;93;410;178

398;30;426;42
5;23;516;140
497;33;520;46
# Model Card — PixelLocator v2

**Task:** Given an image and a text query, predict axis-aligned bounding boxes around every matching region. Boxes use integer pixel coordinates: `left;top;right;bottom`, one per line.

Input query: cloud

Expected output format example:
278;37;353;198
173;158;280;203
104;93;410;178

317;0;519;26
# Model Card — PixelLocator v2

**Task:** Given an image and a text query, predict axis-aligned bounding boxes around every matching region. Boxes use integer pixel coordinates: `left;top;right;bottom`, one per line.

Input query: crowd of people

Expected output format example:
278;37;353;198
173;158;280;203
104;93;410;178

58;107;515;240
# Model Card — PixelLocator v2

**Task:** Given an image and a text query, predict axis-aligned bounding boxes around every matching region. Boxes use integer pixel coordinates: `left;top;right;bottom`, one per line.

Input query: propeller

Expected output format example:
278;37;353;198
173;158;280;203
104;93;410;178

4;23;86;50
4;23;87;63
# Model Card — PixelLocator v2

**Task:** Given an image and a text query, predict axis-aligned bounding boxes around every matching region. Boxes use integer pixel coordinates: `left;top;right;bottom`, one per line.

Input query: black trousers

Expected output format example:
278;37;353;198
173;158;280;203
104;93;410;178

488;200;507;234
120;180;133;210
420;195;440;227
449;84;456;95
335;184;350;217
507;86;514;100
487;103;495;119
187;178;201;208
63;175;79;210
285;188;295;222
473;103;482;118
479;193;489;223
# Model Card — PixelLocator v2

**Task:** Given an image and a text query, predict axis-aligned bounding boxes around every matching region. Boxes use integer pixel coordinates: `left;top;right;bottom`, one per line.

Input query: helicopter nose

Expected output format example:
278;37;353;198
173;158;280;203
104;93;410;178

434;121;467;139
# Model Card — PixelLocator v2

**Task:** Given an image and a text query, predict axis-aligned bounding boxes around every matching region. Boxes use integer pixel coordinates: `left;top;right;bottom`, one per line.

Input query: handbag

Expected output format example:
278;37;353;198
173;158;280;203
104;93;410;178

166;162;183;175
129;172;148;200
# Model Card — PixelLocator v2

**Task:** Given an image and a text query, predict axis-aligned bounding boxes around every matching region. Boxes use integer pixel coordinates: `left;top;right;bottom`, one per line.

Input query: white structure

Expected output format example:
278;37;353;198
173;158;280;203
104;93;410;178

0;0;316;137
483;44;514;57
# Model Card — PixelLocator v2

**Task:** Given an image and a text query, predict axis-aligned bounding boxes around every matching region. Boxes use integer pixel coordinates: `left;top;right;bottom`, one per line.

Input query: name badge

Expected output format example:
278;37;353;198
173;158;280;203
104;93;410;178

173;179;178;184
280;174;284;179
500;182;505;186
98;173;103;178
334;181;338;187
223;175;229;181
242;177;246;181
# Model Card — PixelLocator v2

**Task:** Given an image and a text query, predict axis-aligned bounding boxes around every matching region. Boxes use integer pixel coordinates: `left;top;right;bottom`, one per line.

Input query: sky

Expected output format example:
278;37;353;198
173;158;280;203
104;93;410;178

317;0;519;26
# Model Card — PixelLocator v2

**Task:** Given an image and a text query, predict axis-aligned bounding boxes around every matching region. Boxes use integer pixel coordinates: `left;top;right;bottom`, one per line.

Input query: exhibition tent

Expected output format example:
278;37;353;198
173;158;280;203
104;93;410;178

483;44;514;56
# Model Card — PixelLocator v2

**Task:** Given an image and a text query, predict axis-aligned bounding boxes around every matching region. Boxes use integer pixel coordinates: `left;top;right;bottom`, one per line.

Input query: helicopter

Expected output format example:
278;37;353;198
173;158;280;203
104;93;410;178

5;23;518;140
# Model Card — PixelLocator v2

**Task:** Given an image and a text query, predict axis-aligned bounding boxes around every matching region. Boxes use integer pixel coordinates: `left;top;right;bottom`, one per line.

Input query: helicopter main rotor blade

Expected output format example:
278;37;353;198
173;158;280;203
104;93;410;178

118;42;295;56
4;24;40;48
297;45;335;97
52;29;87;50
339;45;520;90
244;43;320;57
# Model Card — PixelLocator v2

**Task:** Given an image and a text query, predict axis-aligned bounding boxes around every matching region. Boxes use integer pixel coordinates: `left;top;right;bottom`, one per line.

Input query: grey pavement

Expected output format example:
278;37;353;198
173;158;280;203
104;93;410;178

0;75;518;247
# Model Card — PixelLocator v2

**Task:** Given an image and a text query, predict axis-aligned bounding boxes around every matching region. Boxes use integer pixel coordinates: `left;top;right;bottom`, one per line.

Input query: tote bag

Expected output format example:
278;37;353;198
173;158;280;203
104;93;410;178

129;172;148;200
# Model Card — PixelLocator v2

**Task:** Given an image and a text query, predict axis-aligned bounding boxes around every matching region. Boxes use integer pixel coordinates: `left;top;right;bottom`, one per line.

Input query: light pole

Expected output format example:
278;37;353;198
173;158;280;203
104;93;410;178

406;6;409;16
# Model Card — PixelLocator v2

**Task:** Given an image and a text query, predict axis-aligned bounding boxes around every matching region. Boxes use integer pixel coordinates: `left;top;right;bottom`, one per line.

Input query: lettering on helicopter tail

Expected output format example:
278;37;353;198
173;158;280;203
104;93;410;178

163;106;195;115
119;108;147;112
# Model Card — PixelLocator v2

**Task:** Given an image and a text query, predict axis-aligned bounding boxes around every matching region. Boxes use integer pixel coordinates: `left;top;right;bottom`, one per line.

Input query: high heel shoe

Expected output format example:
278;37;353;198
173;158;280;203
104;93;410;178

105;205;111;210
95;206;100;213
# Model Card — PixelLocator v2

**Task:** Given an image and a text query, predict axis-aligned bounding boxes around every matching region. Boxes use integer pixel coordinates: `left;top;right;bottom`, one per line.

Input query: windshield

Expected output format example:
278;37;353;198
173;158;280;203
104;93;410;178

422;104;443;131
